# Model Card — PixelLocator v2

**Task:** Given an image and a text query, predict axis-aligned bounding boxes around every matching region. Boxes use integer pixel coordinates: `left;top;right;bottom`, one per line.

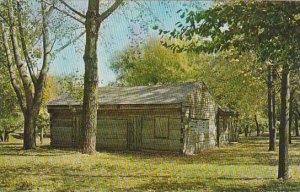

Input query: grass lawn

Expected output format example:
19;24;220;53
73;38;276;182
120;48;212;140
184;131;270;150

0;135;299;191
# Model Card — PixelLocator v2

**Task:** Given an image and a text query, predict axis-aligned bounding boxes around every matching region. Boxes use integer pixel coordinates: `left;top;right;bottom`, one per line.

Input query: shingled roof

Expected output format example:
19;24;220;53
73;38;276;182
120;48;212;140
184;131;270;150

48;82;199;106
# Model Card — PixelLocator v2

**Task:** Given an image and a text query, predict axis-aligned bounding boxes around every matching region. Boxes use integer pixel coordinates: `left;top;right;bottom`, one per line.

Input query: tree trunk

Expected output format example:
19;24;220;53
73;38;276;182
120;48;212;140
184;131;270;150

278;64;290;180
289;90;294;144
0;131;3;142
216;112;220;147
271;83;276;144
244;123;248;137
4;130;9;142
271;66;277;144
268;65;276;151
3;0;50;150
81;0;101;154
40;127;44;145
295;115;299;137
23;110;37;149
255;114;260;136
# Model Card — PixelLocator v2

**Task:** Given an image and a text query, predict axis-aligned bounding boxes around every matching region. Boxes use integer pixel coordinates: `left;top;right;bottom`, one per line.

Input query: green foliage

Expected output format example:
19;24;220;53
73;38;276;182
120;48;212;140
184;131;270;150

42;75;57;106
192;51;266;119
110;38;193;86
162;1;300;69
111;38;266;118
0;56;19;120
0;112;23;133
54;71;84;105
36;110;50;136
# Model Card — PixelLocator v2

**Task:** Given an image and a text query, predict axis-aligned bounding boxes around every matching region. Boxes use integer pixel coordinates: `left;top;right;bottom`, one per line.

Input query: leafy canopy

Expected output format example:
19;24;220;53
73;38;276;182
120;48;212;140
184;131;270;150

111;38;266;118
160;1;300;69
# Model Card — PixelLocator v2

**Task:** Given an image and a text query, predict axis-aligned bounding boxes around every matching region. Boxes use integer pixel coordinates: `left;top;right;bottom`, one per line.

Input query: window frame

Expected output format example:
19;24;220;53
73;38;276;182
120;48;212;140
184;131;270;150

154;116;169;139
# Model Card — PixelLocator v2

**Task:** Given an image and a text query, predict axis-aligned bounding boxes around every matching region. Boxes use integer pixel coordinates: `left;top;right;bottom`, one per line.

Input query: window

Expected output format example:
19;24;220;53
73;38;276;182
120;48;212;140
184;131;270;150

154;117;169;138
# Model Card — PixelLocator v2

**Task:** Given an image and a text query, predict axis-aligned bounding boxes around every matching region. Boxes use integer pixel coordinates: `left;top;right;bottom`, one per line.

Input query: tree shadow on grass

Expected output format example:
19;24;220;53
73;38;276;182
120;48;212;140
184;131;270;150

94;137;299;167
98;145;278;167
218;180;300;192
0;142;22;146
0;142;78;157
118;178;300;192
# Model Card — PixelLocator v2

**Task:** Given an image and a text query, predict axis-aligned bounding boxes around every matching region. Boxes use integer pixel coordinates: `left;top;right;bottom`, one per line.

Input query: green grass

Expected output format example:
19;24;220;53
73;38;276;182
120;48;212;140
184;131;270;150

0;135;299;191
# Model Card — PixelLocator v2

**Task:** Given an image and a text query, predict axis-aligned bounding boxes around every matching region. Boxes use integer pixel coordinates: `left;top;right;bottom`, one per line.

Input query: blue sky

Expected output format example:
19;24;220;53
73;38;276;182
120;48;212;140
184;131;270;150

50;1;212;86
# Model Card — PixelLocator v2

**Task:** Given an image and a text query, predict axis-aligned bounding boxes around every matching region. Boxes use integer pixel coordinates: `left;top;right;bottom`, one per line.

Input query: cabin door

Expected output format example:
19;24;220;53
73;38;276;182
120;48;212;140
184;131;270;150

127;116;142;150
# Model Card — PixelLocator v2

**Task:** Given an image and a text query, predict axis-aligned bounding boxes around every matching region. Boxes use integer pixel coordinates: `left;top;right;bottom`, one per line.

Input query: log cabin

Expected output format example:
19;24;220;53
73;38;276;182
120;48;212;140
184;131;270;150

47;82;238;154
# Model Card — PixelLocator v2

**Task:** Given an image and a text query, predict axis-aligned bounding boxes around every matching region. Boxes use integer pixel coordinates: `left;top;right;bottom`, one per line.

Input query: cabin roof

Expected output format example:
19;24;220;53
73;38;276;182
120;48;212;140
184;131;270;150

48;82;199;106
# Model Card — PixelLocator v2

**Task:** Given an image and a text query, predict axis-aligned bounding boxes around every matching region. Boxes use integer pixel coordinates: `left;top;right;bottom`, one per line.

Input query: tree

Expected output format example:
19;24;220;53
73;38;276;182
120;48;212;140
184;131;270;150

268;65;277;151
255;114;260;136
111;38;266;121
54;72;84;103
52;0;123;154
0;0;65;149
111;38;193;85
36;111;49;144
160;1;300;180
1;0;51;149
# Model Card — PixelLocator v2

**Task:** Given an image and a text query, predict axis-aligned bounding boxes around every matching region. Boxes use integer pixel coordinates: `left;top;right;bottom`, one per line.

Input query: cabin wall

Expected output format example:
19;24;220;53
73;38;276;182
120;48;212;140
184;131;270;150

48;105;184;152
140;114;182;151
96;107;183;151
182;83;218;154
49;109;74;147
218;115;239;145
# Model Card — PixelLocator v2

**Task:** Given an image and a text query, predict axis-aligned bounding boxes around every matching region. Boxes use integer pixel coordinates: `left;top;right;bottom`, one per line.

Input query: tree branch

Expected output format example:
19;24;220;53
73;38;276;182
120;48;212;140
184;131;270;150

32;0;51;115
38;0;50;83
43;0;85;25
1;22;26;113
16;1;38;85
53;30;86;54
6;0;33;106
98;0;123;22
58;0;86;19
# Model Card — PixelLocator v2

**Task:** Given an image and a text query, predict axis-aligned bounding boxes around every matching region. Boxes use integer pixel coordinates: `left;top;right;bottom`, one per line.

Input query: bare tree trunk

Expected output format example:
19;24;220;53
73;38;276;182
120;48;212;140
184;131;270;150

268;65;276;151
53;0;122;154
255;114;260;136
289;90;294;144
81;0;101;154
4;130;9;142
0;131;3;142
278;64;290;180
244;123;248;137
40;127;44;144
295;115;299;137
272;67;276;136
23;110;38;149
216;112;220;147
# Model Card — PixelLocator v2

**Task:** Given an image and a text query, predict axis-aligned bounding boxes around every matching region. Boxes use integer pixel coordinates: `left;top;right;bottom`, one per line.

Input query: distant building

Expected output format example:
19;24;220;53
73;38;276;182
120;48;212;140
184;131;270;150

47;82;238;154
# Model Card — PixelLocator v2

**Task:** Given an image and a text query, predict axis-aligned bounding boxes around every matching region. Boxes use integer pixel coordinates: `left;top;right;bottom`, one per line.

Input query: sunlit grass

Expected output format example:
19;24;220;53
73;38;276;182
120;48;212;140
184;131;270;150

0;135;299;191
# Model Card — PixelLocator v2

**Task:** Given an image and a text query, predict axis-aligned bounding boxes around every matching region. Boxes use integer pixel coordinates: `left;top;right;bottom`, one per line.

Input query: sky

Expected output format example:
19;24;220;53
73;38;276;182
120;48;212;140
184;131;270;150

50;0;212;86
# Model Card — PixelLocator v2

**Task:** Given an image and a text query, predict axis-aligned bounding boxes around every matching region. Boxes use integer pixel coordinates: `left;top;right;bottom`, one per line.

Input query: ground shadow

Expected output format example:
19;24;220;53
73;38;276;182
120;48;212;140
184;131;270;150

0;142;78;157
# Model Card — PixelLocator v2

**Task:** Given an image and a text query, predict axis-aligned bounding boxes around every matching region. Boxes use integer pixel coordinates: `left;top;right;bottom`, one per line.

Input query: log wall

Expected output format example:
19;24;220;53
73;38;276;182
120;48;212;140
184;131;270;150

49;105;183;152
50;112;74;147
